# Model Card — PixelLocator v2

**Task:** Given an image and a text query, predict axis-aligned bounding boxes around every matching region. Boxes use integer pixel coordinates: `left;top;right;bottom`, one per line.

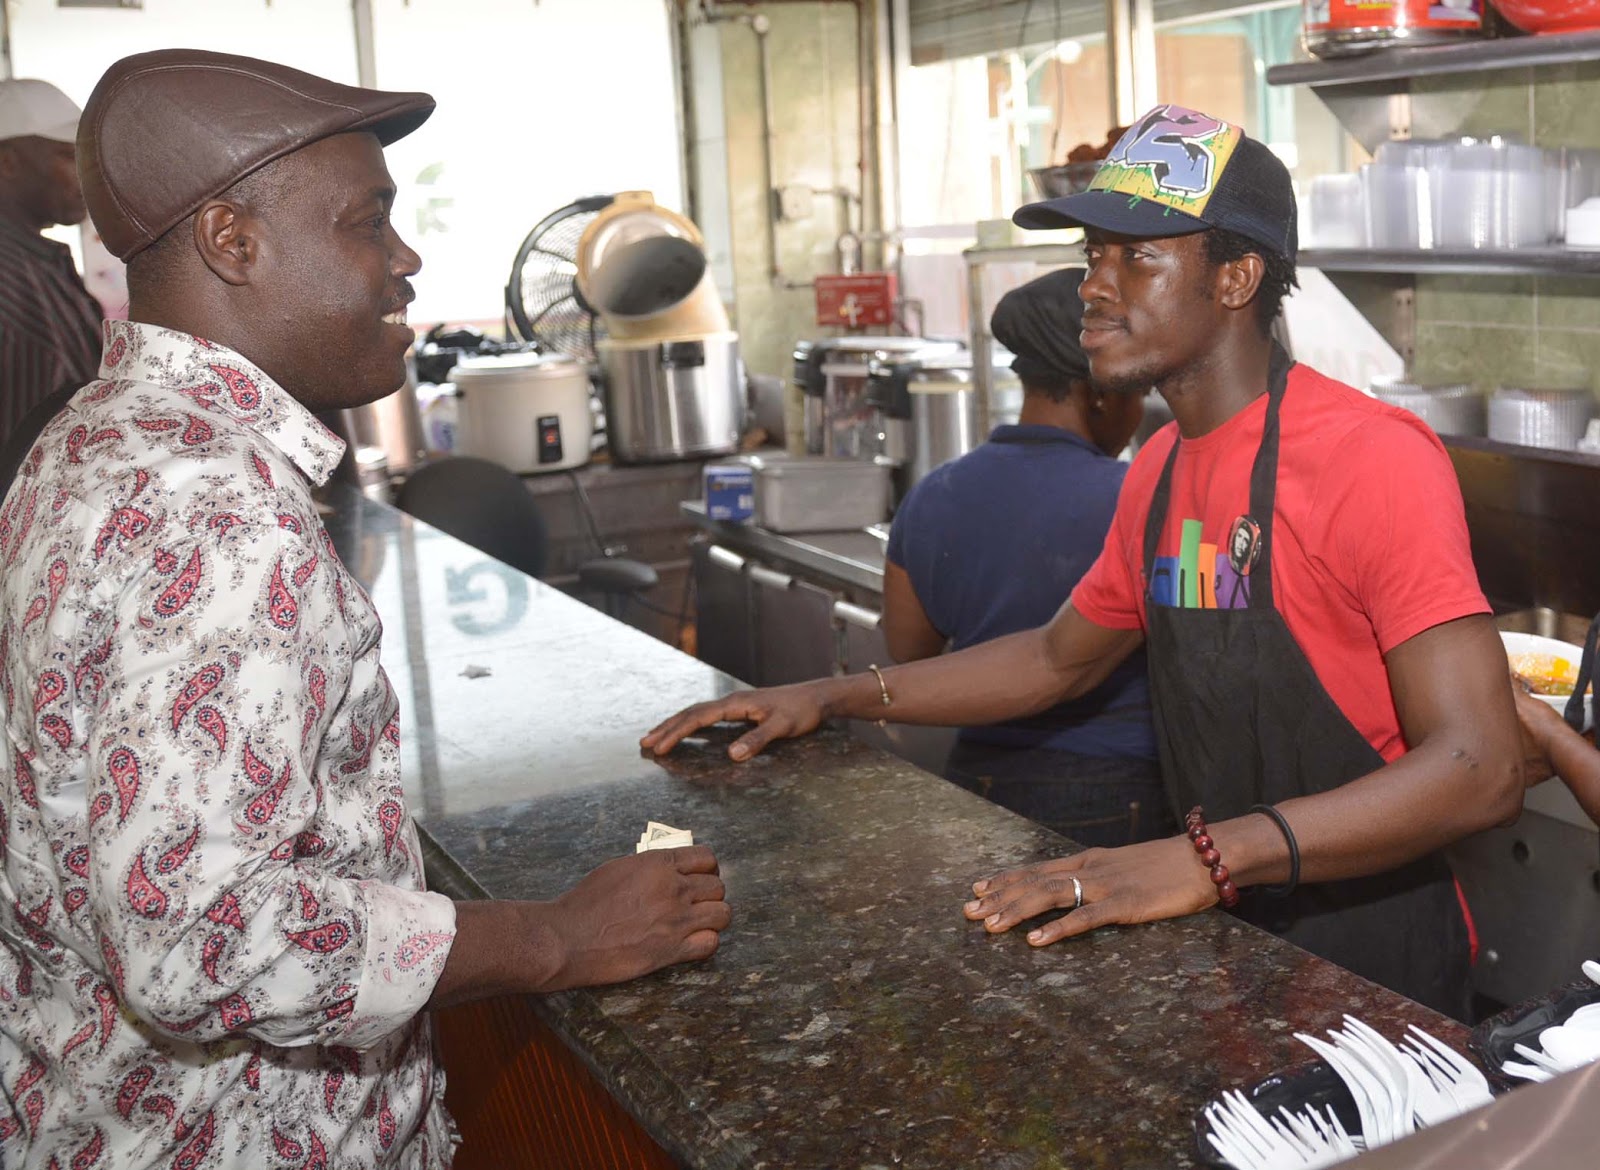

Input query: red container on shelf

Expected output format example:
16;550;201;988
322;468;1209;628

1492;0;1600;35
1303;0;1485;58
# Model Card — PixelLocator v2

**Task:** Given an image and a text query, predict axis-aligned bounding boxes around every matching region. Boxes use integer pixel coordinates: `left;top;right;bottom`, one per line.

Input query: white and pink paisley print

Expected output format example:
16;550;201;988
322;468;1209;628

0;321;459;1169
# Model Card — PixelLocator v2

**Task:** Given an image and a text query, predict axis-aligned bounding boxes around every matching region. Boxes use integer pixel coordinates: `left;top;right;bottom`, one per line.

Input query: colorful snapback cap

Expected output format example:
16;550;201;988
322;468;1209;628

1013;104;1298;261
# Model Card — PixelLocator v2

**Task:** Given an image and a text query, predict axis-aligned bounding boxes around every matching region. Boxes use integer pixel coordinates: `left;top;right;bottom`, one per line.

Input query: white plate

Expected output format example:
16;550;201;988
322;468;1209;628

1502;631;1594;730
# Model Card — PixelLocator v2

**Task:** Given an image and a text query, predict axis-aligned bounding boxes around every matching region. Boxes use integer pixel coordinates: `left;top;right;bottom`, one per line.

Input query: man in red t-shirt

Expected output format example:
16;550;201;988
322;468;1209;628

644;104;1522;1018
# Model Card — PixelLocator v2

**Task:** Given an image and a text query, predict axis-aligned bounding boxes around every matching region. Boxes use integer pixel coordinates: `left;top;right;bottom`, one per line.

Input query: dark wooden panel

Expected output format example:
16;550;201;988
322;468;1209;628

1446;440;1600;618
435;997;681;1170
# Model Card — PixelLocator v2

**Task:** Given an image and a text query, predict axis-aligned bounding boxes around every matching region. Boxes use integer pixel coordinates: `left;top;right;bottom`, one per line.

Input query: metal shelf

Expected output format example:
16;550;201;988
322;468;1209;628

1301;247;1600;277
1443;434;1600;467
1267;30;1600;89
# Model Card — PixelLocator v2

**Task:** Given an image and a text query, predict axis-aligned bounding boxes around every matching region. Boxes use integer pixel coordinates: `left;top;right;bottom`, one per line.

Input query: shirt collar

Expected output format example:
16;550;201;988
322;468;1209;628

989;423;1103;455
99;319;346;485
0;215;75;262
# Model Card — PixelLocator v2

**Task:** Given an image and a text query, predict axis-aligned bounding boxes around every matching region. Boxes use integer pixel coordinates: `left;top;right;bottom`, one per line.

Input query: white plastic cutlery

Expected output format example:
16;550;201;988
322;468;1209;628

1208;1017;1491;1169
1405;1025;1493;1107
1582;959;1600;987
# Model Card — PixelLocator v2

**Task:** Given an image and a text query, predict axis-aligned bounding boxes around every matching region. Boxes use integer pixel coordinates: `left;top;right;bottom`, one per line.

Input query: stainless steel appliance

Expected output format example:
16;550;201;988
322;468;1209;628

793;336;961;466
598;332;744;462
748;455;891;533
865;355;1022;495
579;194;745;464
506;192;746;465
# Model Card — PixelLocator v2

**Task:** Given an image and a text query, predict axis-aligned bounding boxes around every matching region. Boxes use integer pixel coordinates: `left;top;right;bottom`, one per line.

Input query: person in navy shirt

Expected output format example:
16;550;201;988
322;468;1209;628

883;268;1164;847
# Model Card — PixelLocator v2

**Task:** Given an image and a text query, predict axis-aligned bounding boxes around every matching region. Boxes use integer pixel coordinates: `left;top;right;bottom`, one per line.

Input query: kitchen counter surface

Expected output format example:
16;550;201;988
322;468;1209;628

681;499;886;594
325;484;1467;1170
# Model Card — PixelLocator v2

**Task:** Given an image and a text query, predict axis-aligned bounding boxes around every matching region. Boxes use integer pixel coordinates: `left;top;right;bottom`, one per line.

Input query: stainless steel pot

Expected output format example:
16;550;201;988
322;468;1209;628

863;354;1019;499
793;336;961;461
599;331;744;462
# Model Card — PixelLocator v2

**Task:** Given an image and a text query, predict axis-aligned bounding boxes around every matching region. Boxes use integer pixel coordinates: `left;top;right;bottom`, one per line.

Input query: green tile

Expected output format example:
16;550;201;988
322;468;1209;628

1534;277;1600;332
1412;321;1537;393
1411;68;1534;142
1532;61;1600;149
1415;275;1534;327
1529;329;1600;397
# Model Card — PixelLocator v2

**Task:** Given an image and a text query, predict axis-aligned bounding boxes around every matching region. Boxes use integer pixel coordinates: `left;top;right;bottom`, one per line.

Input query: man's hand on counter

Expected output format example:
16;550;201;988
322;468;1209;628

961;836;1219;946
427;846;731;1009
641;682;837;761
642;611;1145;764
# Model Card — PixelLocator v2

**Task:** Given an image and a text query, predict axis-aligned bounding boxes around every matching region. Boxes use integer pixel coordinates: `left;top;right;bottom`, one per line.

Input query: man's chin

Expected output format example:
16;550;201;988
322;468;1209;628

1089;359;1157;398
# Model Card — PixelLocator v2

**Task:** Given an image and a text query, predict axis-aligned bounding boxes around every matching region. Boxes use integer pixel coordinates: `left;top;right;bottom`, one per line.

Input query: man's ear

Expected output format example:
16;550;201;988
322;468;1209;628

1218;252;1266;314
191;200;259;288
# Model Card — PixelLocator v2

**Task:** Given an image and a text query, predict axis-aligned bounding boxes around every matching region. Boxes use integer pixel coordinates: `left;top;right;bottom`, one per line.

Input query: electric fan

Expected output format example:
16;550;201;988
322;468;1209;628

504;194;615;362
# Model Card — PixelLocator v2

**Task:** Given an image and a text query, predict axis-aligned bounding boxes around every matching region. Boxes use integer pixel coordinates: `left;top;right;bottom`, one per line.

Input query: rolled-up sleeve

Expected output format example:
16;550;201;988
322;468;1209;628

83;522;455;1050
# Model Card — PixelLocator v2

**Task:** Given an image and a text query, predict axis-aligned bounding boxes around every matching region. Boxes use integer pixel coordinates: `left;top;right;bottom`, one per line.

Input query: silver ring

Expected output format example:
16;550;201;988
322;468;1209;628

1070;875;1084;911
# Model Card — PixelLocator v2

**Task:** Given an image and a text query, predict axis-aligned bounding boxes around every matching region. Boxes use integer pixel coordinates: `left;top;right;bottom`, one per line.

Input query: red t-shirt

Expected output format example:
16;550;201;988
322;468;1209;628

1072;363;1489;764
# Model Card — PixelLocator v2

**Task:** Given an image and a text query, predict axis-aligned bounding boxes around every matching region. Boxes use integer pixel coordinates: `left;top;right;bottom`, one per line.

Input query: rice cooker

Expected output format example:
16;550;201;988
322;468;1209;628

450;352;594;474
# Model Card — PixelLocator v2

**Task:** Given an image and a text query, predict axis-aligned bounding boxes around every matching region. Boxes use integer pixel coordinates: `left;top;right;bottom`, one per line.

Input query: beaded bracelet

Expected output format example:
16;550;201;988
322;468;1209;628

1185;806;1240;909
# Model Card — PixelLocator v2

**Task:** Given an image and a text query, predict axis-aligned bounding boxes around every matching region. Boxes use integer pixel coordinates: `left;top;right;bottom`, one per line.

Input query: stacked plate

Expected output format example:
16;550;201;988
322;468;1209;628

1488;385;1596;451
1369;376;1485;437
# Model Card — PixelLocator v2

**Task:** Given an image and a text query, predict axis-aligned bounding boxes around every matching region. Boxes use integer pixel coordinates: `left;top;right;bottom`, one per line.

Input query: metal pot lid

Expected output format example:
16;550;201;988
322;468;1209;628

451;351;589;379
804;336;962;359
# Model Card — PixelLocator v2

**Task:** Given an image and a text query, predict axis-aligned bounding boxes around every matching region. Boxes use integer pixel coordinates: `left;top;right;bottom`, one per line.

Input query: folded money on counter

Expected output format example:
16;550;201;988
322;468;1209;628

636;821;694;853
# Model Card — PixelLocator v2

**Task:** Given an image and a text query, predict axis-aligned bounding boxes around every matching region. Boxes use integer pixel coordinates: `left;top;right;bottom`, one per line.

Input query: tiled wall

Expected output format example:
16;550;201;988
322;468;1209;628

1407;62;1600;397
691;5;866;386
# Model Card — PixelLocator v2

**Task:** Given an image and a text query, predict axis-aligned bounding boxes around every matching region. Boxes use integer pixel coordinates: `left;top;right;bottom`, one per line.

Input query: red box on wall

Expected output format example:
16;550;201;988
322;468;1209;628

813;273;898;329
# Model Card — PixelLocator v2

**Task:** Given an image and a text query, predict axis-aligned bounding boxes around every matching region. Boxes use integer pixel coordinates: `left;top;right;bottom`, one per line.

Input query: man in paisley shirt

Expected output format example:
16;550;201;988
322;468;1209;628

0;50;731;1169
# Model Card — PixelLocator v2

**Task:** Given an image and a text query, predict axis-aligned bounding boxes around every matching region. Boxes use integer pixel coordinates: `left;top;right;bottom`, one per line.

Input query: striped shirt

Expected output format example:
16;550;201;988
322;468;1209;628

0;216;103;451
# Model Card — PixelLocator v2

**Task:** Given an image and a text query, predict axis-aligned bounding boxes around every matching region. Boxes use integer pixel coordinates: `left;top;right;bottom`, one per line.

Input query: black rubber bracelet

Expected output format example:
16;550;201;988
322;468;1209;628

1249;803;1300;898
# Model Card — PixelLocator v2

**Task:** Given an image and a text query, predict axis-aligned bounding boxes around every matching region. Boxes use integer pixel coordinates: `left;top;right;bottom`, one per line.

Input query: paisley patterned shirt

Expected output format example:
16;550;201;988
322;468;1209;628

0;321;458;1169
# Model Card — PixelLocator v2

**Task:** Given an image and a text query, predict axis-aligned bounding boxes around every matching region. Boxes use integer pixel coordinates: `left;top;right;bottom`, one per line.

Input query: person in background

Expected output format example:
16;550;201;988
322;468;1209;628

646;104;1524;1020
883;268;1165;847
0;51;728;1168
1513;682;1600;825
0;79;102;449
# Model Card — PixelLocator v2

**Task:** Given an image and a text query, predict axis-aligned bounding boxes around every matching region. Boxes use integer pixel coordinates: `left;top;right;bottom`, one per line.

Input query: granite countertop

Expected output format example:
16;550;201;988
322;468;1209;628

323;485;1466;1170
681;500;886;594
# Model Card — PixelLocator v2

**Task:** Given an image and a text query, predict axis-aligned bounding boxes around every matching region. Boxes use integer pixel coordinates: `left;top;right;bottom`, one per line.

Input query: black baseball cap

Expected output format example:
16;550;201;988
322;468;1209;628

1013;104;1298;262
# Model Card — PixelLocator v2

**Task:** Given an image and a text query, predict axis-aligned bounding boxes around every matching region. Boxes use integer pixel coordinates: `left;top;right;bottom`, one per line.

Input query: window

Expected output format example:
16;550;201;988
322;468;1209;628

7;0;683;329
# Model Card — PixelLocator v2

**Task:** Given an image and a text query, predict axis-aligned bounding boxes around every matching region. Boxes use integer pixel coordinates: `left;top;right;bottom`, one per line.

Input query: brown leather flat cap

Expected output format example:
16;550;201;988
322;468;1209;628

78;49;434;261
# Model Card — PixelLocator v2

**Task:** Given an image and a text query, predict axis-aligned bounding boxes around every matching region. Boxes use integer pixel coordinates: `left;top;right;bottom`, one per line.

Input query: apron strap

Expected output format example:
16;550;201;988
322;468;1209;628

1142;344;1294;611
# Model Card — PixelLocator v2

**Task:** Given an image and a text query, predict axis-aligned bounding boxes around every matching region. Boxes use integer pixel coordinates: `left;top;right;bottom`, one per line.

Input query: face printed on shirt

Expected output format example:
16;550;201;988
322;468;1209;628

225;132;421;412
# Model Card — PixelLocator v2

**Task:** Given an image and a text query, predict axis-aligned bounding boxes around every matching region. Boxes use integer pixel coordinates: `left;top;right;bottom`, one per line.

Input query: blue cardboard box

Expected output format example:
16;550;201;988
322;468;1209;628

705;463;754;522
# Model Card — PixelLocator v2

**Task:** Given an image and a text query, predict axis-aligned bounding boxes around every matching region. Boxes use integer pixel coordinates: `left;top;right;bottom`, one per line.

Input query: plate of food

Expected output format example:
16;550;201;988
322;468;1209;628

1502;631;1593;730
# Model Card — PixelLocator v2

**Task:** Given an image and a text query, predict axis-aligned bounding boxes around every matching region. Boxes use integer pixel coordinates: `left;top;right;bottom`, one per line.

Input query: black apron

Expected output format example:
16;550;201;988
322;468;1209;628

1141;346;1470;1019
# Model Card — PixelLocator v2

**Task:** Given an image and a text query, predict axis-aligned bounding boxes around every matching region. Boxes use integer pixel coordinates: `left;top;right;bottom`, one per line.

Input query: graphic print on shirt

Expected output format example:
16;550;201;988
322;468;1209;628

1149;514;1264;610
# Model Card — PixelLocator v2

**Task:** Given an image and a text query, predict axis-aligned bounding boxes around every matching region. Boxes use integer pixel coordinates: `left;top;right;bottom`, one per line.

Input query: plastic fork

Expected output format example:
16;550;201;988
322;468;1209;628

1207;1099;1281;1170
1500;1058;1555;1083
1333;1018;1413;1139
1512;1041;1569;1077
1277;1104;1356;1165
1405;1026;1493;1107
1295;1031;1385;1146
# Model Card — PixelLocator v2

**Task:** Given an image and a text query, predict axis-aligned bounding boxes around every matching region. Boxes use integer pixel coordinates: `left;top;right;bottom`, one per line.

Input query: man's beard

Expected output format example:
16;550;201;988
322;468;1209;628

1089;354;1167;398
